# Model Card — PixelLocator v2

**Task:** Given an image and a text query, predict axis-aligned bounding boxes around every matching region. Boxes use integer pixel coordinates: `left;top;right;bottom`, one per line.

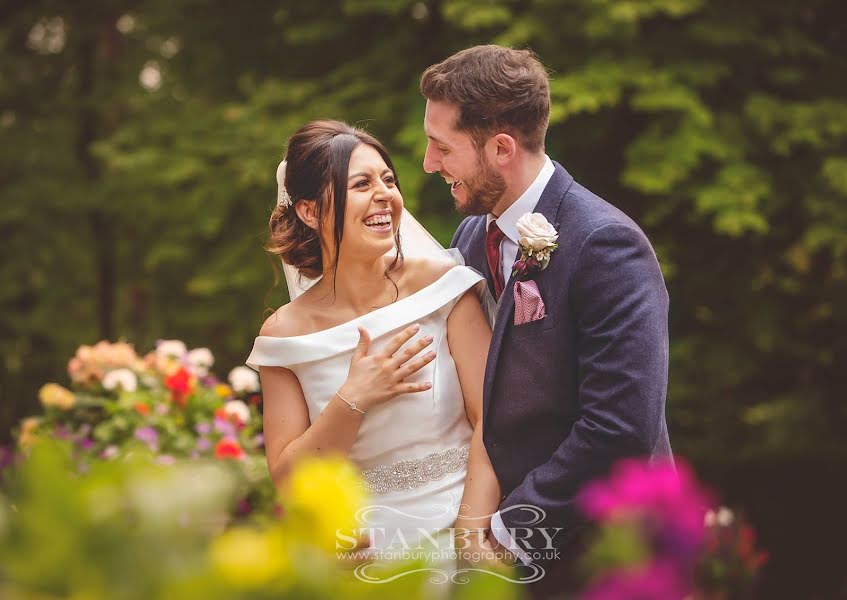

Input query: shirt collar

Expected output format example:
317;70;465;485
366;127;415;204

486;155;555;244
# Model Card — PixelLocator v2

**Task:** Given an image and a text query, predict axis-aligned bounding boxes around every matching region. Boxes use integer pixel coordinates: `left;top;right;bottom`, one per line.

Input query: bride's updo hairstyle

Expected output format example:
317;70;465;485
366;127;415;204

267;120;403;283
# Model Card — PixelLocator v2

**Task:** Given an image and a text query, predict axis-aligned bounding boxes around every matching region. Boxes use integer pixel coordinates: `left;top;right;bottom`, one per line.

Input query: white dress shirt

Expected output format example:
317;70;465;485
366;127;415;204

485;156;555;287
485;155;555;566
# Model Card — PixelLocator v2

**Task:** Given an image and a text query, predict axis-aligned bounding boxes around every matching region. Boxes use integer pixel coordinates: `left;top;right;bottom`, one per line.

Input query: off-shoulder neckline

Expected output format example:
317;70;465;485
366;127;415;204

255;265;474;343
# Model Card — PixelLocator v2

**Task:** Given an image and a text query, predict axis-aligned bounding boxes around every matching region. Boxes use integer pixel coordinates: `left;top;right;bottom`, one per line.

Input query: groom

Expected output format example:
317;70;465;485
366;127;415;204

421;45;673;589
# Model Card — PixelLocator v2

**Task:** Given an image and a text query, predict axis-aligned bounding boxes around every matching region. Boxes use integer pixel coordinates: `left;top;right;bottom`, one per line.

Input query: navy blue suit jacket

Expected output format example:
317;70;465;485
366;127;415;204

451;162;673;561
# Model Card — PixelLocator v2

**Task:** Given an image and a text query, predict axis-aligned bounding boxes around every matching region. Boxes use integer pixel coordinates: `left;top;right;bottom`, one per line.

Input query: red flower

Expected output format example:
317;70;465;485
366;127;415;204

750;550;770;570
214;438;244;461
164;367;193;407
133;402;150;416
249;394;262;406
737;524;755;559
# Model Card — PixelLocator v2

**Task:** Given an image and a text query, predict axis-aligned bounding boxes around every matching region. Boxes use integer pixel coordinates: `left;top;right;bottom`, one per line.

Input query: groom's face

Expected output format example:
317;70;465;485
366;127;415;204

423;100;506;216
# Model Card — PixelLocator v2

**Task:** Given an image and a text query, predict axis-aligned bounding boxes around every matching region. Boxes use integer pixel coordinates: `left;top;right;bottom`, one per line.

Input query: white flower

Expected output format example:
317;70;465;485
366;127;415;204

102;368;138;392
517;212;558;252
716;506;734;527
228;366;260;393
186;347;214;376
704;509;716;528
224;400;251;424
156;339;187;359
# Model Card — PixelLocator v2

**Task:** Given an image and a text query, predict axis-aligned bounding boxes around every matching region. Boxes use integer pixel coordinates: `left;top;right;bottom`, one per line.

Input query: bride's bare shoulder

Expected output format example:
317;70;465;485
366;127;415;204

259;299;314;339
399;255;459;294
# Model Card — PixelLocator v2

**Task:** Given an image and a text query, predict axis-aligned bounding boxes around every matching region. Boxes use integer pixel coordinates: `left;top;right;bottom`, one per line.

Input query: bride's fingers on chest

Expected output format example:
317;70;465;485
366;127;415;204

394;350;437;380
379;323;422;357
389;333;434;369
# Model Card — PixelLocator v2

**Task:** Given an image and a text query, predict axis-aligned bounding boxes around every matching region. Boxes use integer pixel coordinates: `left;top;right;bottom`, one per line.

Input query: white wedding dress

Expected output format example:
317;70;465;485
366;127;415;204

246;265;485;555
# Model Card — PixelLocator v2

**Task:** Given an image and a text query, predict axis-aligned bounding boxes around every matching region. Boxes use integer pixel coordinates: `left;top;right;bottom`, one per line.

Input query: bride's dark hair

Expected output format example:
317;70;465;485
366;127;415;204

267;120;404;289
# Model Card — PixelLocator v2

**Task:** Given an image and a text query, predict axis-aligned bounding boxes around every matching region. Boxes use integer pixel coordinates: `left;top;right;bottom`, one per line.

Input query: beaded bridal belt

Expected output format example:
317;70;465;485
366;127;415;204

361;445;470;494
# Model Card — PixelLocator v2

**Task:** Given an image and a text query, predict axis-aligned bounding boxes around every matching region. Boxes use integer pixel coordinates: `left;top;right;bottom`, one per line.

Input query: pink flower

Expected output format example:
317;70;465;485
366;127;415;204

134;426;159;451
578;459;711;562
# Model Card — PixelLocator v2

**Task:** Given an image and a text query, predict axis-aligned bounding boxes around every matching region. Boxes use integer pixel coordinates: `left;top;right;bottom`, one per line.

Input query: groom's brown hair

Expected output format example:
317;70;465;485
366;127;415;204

420;45;550;153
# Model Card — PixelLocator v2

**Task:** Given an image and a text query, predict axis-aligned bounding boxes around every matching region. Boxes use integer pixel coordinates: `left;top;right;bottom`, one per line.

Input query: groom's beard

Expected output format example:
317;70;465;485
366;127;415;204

454;153;507;216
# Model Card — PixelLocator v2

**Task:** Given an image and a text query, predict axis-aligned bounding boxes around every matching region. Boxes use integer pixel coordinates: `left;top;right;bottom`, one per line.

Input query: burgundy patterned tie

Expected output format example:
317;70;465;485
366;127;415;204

486;219;507;300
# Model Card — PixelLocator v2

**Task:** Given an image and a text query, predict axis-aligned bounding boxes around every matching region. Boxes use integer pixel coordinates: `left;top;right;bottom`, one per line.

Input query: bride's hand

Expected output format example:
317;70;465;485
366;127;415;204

338;324;435;412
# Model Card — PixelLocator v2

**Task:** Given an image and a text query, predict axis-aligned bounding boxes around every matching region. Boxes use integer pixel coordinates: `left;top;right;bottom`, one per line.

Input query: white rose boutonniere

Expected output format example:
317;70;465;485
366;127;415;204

512;212;559;278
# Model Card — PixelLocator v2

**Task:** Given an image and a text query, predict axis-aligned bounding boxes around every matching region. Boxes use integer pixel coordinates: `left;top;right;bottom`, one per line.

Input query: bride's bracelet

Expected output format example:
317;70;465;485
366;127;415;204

335;390;366;415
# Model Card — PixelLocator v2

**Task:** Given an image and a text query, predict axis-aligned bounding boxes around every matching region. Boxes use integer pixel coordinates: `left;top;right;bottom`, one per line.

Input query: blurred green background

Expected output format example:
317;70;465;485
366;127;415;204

1;1;845;597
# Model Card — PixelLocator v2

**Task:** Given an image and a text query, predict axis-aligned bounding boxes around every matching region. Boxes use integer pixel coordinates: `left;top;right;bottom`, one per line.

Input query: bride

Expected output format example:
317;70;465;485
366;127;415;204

246;120;500;564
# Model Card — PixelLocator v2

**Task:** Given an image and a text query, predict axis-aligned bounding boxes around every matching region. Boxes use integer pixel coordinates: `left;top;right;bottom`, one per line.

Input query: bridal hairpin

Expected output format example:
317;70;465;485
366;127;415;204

276;159;292;209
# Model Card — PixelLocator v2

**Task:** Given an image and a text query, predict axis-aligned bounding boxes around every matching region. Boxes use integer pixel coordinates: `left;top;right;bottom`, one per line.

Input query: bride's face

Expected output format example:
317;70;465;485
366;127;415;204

329;143;403;262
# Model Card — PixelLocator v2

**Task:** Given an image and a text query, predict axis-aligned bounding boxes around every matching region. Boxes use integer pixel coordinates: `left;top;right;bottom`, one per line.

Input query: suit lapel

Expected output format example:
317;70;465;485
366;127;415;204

482;162;575;419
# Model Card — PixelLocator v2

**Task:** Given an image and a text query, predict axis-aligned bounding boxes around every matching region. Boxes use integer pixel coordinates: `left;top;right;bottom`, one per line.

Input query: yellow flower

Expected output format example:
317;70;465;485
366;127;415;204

38;383;76;410
18;417;41;448
210;527;288;587
215;384;234;398
281;455;368;552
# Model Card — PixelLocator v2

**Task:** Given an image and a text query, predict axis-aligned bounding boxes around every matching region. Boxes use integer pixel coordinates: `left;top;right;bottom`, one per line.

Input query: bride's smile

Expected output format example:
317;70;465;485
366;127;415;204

343;143;403;254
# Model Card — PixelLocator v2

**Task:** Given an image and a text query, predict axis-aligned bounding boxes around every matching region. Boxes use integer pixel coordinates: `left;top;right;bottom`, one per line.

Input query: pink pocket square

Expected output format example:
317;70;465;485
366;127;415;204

513;280;546;325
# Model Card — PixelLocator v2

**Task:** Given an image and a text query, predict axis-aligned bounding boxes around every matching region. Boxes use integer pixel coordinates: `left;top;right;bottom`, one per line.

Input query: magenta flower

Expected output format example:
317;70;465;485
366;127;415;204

578;458;712;563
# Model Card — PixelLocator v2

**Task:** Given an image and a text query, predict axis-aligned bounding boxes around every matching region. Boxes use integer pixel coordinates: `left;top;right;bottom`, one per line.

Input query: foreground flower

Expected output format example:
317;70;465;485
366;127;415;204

578;459;710;560
38;383;76;410
215;438;245;461
228;366;260;394
210;527;288;586
102;368;138;393
282;455;368;552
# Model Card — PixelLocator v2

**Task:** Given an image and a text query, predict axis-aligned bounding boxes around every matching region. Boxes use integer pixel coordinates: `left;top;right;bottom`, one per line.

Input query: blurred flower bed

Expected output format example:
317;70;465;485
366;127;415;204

0;340;768;599
14;339;275;520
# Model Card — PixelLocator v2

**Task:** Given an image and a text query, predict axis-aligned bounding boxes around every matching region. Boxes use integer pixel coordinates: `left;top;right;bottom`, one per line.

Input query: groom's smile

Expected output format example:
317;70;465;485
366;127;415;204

442;175;463;192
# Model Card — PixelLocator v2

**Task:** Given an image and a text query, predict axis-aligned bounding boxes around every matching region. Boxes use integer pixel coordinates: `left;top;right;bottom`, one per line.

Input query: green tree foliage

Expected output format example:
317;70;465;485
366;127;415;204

2;0;845;459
